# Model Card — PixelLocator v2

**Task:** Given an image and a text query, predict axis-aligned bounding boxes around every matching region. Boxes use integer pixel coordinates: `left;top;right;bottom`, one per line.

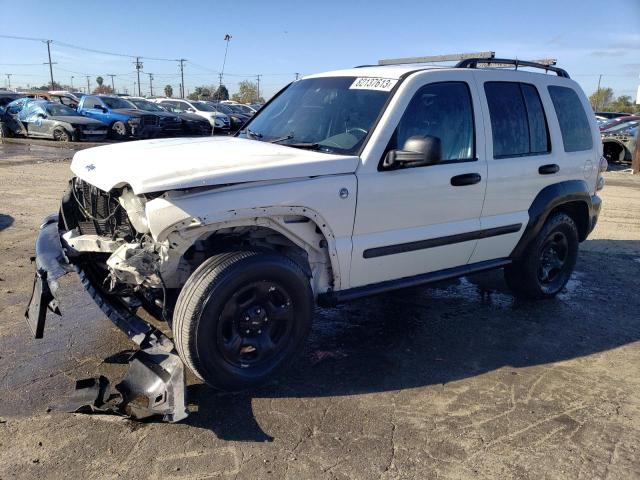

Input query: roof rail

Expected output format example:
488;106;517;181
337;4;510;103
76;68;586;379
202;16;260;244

456;58;570;78
377;51;495;66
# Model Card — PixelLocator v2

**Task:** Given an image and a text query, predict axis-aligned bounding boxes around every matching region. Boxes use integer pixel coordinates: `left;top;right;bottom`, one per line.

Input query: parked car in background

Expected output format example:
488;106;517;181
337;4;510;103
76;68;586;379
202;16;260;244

12;100;108;141
0;91;25;112
231;104;256;116
124;96;183;137
153;98;230;132
77;95;161;139
602;123;638;163
155;103;213;136
248;103;263;111
207;102;250;132
599;115;640;132
595;111;632;120
0;97;35;136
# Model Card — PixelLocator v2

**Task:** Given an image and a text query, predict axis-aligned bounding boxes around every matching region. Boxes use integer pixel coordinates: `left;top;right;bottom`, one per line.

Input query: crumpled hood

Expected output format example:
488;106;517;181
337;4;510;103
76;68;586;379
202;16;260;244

71;136;359;194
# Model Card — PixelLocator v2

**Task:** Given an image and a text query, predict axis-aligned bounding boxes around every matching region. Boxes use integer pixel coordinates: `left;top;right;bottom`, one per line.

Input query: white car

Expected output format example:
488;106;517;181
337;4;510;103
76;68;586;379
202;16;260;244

152;98;229;132
27;56;604;415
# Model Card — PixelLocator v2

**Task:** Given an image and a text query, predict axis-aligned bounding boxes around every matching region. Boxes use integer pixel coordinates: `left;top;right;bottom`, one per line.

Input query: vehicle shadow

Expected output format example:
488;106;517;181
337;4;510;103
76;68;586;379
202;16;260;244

183;241;640;441
0;214;14;232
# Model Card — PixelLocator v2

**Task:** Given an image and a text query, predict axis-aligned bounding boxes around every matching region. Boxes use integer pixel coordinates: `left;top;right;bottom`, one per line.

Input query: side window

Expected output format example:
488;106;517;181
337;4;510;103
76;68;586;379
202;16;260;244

547;86;593;152
392;82;475;164
83;96;103;109
484;82;550;158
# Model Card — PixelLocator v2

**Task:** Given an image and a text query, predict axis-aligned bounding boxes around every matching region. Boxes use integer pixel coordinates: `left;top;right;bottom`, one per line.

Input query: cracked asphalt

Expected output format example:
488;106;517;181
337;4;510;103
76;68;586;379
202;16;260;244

0;142;639;479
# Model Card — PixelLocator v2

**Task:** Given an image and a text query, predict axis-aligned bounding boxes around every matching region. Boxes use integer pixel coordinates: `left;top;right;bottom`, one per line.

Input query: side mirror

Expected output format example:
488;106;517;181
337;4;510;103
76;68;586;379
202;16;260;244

36;113;47;119
383;135;442;170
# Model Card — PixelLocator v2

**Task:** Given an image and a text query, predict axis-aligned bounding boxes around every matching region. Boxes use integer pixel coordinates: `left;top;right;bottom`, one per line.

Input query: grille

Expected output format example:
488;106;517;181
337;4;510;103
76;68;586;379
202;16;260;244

69;179;134;240
141;115;159;127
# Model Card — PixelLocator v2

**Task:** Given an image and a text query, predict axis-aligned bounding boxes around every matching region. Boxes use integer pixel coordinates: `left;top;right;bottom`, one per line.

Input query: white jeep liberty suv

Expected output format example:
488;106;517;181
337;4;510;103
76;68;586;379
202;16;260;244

27;56;604;396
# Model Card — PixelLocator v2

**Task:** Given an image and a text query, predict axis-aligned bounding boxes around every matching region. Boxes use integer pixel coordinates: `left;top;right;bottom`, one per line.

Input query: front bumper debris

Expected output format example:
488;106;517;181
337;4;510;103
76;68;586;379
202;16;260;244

25;214;188;423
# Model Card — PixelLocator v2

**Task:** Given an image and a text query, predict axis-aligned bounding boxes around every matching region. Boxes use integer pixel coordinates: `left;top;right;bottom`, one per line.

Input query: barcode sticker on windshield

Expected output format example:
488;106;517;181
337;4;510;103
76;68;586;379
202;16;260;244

349;77;398;91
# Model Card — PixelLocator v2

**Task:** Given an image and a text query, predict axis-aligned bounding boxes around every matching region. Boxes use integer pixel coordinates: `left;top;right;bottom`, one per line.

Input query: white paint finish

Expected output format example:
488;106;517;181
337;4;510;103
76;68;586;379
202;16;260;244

468;70;599;264
350;69;488;288
470;212;528;263
71;136;360;194
145;175;358;290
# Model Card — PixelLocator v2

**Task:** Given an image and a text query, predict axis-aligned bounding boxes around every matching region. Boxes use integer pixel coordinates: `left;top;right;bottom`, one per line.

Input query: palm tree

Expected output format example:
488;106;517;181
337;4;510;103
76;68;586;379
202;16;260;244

96;76;104;87
164;85;173;98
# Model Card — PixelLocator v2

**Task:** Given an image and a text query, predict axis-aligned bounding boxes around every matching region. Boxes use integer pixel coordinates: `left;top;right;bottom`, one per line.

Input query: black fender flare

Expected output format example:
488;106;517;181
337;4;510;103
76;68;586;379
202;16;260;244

511;180;599;258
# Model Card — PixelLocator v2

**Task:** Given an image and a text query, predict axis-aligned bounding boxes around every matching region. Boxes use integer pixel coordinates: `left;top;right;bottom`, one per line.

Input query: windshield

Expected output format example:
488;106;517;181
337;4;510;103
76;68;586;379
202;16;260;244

101;97;135;109
240;76;393;154
213;104;234;114
45;104;78;116
129;99;164;112
192;101;216;112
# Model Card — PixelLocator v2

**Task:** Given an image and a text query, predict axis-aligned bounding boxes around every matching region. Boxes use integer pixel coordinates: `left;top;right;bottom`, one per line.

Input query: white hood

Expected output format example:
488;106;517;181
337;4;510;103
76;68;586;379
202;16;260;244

71;136;359;194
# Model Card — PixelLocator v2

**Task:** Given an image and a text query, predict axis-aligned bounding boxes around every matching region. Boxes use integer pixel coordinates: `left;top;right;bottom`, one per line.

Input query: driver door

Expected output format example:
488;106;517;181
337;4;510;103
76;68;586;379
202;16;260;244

23;104;50;137
350;76;488;288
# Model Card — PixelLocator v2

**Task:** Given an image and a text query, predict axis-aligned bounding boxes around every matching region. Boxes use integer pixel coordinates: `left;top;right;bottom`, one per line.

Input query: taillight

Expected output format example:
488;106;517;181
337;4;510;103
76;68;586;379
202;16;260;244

597;156;607;191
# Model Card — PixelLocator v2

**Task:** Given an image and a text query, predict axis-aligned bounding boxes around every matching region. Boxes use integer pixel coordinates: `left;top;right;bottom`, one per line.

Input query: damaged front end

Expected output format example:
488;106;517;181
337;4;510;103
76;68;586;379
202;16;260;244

25;178;188;422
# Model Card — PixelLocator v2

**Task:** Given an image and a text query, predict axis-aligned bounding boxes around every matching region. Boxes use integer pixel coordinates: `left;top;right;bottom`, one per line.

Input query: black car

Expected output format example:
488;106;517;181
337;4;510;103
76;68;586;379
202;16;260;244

209;103;250;132
125;97;184;137
155;103;213;136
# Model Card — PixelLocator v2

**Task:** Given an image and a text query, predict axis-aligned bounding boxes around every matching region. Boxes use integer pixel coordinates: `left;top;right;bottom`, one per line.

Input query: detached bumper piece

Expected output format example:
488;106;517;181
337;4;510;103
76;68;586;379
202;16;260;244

67;330;188;423
26;214;188;423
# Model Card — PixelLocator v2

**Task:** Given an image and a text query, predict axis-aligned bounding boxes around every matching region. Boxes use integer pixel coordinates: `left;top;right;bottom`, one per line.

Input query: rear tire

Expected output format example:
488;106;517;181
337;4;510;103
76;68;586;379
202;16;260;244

173;251;313;391
505;212;579;299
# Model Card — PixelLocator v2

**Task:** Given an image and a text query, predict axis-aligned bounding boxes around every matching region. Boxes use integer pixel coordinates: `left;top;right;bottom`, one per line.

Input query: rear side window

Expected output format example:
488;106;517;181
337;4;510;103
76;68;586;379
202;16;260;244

548;86;593;152
484;82;550;158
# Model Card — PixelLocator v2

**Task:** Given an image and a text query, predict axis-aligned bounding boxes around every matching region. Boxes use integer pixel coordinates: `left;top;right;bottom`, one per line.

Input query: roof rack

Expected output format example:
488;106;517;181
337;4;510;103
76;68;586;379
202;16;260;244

456;58;570;78
377;51;495;66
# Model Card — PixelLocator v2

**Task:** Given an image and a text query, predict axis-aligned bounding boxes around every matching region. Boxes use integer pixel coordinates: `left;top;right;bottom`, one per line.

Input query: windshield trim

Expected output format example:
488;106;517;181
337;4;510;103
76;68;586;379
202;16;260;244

235;72;413;157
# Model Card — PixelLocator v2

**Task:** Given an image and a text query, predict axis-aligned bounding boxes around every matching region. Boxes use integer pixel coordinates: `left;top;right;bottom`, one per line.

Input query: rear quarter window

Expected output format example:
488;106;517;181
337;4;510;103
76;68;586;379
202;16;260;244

547;86;593;152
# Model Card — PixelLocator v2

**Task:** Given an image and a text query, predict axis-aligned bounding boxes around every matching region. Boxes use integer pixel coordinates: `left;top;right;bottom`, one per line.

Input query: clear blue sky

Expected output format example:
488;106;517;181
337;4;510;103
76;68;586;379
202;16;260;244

0;0;638;100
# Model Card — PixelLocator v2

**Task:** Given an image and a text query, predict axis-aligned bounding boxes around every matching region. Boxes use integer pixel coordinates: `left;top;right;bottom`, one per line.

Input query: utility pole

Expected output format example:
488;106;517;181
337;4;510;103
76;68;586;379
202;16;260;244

134;81;136;96
218;34;232;100
178;59;186;98
70;76;74;90
256;74;261;102
108;74;116;93
5;74;11;89
134;57;143;96
147;73;154;97
295;72;299;80
86;76;91;94
596;74;602;111
45;40;55;89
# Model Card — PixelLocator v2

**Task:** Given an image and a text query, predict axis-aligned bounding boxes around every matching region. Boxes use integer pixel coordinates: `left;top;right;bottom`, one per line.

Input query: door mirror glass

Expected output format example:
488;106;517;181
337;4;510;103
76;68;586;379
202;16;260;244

383;135;442;170
36;112;47;119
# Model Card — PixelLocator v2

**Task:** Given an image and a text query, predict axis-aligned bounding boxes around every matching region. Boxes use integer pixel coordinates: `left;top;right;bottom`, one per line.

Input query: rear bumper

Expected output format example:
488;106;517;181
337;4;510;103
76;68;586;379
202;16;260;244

589;194;602;234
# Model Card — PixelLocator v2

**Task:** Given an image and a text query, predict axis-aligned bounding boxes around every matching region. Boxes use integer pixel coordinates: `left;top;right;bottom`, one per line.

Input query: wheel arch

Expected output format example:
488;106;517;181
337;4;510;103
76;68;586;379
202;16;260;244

511;180;594;258
161;206;342;296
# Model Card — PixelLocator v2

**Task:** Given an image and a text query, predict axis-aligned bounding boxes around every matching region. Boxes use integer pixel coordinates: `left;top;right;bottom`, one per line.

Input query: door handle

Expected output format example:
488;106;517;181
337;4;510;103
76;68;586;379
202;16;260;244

538;164;559;175
451;173;481;186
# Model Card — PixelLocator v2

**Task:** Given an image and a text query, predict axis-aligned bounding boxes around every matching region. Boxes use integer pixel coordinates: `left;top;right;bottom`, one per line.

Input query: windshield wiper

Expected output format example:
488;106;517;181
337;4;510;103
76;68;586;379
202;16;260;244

268;134;294;144
285;142;321;150
244;128;263;139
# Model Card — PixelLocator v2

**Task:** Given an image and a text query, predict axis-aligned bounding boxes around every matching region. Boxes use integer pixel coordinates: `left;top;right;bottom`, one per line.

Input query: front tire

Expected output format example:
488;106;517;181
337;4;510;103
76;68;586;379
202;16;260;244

173;251;313;391
505;212;579;299
53;128;70;142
